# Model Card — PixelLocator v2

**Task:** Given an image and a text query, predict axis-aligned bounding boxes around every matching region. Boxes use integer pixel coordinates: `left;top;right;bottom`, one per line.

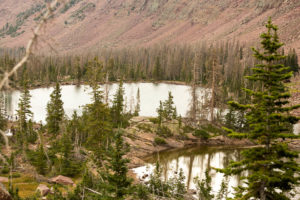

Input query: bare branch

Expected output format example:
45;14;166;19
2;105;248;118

0;0;64;90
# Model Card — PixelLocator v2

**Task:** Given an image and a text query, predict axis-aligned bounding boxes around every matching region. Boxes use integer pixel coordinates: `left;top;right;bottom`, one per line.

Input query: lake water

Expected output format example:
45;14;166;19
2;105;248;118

2;83;209;123
2;82;299;134
133;146;300;199
133;146;245;197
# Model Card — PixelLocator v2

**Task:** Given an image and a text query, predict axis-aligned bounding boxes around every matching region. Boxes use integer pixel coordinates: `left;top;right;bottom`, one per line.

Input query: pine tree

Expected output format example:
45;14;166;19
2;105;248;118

153;56;162;81
35;144;47;175
134;88;141;116
100;130;133;200
46;82;64;135
16;79;32;146
163;91;177;120
222;18;300;200
83;57;112;155
157;101;164;126
60;133;81;177
111;79;125;127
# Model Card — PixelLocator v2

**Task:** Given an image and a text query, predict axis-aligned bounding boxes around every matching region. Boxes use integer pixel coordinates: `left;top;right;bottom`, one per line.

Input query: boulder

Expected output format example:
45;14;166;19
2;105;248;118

36;184;50;196
0;183;12;200
50;175;74;186
0;177;9;183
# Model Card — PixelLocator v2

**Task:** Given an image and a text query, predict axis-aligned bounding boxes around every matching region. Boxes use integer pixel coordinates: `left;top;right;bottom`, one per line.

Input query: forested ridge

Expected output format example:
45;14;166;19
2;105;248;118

0;42;298;99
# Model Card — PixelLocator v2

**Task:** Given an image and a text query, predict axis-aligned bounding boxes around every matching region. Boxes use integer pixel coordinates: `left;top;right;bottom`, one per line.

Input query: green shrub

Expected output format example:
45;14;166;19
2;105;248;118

137;123;153;133
135;184;150;200
149;117;159;124
193;129;210;140
1;167;9;174
183;125;194;133
154;137;167;145
157;125;173;137
201;124;224;135
12;173;21;178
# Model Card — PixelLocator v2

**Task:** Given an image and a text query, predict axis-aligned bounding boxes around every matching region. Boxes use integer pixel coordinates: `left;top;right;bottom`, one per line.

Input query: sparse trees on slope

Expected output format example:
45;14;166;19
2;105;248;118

222;18;300;200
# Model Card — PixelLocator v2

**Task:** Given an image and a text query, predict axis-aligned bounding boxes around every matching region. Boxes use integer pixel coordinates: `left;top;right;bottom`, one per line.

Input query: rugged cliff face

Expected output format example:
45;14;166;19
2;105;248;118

0;0;299;55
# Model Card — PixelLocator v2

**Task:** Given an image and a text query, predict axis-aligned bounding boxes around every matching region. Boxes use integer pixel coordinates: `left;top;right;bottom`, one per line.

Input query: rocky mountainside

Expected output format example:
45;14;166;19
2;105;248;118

0;0;300;56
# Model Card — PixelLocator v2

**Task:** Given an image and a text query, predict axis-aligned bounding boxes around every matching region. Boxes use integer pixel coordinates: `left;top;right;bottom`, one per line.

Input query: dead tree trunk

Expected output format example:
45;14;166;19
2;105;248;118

191;52;199;122
210;55;216;123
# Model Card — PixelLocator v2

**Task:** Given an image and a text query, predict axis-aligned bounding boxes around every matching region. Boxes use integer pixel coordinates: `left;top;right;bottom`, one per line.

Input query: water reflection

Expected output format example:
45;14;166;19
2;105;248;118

133;146;247;196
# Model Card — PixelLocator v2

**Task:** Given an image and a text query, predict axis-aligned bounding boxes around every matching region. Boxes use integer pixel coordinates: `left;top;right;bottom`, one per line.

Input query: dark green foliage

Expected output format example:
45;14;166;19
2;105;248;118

137;123;153;133
162;92;177;120
100;130;133;200
156;101;164;126
153;56;162;80
222;18;300;200
156;92;177;126
27;145;48;175
149;117;159;124
134;88;141;116
83;57;112;152
46;82;64;135
182;125;194;133
26;120;38;144
193;129;209;140
66;111;84;148
134;184;150;200
156;125;173;137
111;79;128;127
16;79;33;146
200;124;224;135
154;137;167;145
59;133;82;177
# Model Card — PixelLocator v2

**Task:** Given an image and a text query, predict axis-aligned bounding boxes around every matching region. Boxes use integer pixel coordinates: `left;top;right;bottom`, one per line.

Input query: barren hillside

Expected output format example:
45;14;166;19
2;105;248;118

0;0;300;56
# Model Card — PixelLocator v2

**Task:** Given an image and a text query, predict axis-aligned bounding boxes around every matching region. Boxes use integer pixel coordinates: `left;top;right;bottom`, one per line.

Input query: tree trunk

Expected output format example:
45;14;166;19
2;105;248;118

192;52;199;122
210;58;216;123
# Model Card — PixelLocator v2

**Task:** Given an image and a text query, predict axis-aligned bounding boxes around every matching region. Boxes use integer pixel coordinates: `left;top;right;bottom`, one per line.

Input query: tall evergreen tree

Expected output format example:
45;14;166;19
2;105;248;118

83;57;112;158
163;92;177;120
157;101;164;126
16;79;32;146
134;88;141;116
35;144;47;175
222;18;300;200
111;79;125;127
100;130;133;200
46;82;64;135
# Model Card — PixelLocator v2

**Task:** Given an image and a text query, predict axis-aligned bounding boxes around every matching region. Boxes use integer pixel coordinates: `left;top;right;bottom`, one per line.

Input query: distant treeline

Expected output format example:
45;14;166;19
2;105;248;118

0;42;298;98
